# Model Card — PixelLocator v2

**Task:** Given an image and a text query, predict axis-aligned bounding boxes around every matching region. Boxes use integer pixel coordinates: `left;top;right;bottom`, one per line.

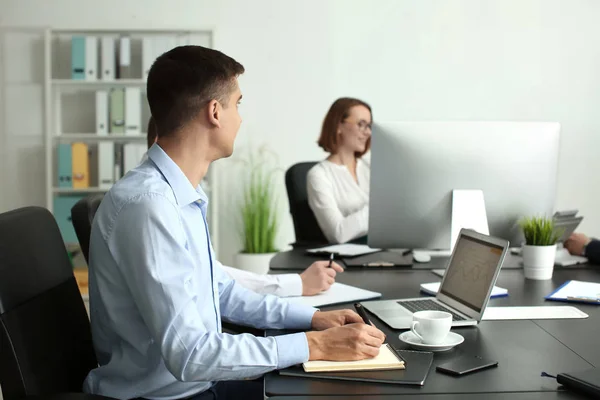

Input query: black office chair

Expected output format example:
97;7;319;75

0;207;115;400
71;194;105;264
285;162;329;247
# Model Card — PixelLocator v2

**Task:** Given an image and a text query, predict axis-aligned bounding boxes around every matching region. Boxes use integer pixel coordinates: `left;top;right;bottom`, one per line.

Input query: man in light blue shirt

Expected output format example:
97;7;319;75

84;46;385;400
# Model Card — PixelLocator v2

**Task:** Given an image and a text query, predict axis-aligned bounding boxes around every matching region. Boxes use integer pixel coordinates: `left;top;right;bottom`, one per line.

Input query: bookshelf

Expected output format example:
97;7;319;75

43;28;219;255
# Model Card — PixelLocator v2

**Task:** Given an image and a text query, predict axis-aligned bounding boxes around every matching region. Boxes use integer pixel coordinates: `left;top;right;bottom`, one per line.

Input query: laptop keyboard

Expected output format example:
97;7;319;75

397;299;467;321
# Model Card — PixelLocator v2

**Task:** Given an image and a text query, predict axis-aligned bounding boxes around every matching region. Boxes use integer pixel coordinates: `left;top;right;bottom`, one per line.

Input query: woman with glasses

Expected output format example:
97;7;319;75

307;97;372;244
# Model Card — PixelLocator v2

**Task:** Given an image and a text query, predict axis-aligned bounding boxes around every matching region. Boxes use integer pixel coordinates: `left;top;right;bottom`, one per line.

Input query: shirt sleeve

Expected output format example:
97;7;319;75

586;239;600;265
306;166;369;243
222;265;303;297
107;193;315;382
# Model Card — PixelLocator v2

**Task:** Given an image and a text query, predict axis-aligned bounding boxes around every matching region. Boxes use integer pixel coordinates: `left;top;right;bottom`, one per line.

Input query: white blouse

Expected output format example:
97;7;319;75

306;157;370;244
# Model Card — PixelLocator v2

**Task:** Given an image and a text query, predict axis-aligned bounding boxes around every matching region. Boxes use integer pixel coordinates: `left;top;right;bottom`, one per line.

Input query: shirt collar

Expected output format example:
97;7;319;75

147;143;208;207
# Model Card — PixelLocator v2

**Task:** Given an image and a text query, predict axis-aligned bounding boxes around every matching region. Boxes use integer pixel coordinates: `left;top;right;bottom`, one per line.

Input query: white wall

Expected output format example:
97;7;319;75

1;0;599;266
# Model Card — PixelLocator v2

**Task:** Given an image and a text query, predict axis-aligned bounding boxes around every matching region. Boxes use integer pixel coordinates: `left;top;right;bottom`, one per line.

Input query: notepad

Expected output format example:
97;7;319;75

302;344;405;373
285;283;381;307
482;306;588;320
420;282;508;298
306;244;381;257
546;280;600;304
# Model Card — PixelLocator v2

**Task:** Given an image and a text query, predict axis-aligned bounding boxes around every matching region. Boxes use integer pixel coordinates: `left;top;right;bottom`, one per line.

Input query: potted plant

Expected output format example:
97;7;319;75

234;147;280;274
519;216;562;280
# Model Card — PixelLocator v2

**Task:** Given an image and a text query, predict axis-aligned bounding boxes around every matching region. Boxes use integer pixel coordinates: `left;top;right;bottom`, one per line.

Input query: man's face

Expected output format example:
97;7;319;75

216;79;242;158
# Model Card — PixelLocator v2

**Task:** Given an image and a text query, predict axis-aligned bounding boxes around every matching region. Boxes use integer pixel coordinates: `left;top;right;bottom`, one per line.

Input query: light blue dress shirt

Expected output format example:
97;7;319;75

83;144;317;400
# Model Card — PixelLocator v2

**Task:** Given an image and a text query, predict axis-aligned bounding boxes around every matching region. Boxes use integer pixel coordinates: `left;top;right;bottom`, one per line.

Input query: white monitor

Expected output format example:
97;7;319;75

368;121;560;250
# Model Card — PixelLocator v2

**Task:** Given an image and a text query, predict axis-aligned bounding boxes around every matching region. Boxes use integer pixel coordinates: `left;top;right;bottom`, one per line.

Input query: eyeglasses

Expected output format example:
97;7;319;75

343;119;372;132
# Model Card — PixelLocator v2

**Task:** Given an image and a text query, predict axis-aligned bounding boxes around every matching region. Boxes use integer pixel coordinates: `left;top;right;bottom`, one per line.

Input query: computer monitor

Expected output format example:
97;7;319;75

368;121;560;250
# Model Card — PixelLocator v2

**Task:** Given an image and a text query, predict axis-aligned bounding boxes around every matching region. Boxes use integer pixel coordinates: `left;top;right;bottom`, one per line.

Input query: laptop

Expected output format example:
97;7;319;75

361;229;509;329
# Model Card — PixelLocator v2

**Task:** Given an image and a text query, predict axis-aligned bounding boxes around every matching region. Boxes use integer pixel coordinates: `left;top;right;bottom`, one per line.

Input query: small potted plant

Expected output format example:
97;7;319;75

519;216;562;280
234;147;280;274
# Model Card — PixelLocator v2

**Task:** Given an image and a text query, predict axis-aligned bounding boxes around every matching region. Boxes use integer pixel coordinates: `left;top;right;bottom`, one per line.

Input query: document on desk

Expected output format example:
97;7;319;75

420;282;508;298
545;280;600;304
303;343;404;372
483;306;588;320
285;283;381;307
306;244;381;257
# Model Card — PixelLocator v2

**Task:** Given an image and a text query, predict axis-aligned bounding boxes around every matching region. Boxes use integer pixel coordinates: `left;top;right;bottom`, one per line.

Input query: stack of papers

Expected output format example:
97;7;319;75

420;282;508;298
285;283;381;308
306;244;381;257
546;280;600;304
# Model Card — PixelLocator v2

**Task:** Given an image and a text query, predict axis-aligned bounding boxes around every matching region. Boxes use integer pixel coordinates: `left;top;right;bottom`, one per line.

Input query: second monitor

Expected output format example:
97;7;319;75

368;121;560;250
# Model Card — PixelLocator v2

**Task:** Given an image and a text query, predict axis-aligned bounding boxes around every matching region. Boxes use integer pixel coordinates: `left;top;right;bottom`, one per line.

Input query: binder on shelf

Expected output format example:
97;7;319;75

125;87;141;135
98;142;115;189
142;36;154;80
71;36;86;80
53;195;85;244
57;144;72;188
100;37;115;81
84;36;98;81
95;90;108;135
154;35;177;59
123;143;146;175
118;36;132;79
176;33;190;47
110;88;125;134
72;142;90;189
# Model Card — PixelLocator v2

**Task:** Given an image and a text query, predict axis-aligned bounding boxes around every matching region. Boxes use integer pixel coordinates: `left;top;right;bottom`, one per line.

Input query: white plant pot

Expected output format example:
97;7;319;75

522;244;557;280
234;252;276;275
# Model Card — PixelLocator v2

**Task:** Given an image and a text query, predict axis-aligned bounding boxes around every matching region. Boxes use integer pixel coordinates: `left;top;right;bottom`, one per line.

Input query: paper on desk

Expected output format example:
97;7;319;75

306;244;381;257
420;282;508;298
546;280;600;302
483;306;588;320
285;283;381;308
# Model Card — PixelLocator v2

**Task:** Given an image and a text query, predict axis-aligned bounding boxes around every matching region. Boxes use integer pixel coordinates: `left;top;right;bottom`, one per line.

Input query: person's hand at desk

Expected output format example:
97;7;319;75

565;233;592;256
306;309;386;361
300;260;344;296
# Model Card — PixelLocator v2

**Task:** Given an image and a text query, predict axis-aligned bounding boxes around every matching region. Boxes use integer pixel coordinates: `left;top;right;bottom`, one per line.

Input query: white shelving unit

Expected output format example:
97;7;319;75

43;28;219;254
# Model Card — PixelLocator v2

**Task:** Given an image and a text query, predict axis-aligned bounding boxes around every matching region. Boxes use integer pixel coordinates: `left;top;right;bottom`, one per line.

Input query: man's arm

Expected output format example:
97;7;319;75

109;194;313;382
222;265;303;297
586;239;600;264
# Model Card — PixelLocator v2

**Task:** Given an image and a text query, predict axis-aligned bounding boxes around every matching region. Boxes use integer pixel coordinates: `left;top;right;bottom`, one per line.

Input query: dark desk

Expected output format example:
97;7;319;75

270;247;528;271
269;393;589;400
265;265;600;398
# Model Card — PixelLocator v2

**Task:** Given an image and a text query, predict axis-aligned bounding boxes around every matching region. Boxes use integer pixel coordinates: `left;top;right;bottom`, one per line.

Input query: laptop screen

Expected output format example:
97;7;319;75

439;235;504;312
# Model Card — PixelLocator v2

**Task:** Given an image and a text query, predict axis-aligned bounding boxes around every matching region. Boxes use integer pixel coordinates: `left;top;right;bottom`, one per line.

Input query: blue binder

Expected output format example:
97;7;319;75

53;196;84;244
57;143;72;188
71;36;86;80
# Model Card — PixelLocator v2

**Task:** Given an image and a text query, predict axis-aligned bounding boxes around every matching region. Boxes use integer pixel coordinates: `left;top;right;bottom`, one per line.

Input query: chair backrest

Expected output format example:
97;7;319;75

71;194;105;264
0;207;97;399
285;162;329;246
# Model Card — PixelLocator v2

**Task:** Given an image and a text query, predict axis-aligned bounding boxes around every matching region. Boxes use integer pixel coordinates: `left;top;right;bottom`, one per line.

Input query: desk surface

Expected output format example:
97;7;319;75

265;265;600;398
268;393;589;400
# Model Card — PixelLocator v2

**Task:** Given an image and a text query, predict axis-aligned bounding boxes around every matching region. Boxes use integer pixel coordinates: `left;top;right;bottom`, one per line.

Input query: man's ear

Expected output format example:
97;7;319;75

207;99;221;128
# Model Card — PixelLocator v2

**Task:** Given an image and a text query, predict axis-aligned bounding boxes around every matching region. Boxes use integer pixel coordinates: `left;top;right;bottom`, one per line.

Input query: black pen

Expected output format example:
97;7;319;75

328;253;334;268
354;302;373;325
402;249;413;256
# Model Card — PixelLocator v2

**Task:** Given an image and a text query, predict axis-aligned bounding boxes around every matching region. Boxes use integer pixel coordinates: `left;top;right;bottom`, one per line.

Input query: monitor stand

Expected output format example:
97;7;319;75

450;189;490;248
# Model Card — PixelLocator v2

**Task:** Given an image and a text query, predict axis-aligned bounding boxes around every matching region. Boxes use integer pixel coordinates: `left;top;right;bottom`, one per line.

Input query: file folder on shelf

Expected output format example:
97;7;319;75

98;142;114;189
57;144;72;188
100;36;115;81
142;36;154;80
96;90;108;135
125;87;141;135
118;36;132;79
85;36;98;81
71;36;86;80
123;143;146;175
110;88;125;134
53;195;84;244
71;142;89;189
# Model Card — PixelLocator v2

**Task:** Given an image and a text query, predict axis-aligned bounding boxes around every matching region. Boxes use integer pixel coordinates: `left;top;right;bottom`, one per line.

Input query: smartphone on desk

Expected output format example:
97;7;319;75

436;355;498;376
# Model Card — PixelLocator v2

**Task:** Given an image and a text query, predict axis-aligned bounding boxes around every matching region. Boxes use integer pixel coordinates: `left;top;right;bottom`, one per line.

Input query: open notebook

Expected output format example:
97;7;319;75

303;344;405;372
285;283;381;308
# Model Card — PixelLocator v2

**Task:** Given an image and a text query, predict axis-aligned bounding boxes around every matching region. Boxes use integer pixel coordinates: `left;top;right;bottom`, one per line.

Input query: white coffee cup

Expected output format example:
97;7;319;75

410;310;452;345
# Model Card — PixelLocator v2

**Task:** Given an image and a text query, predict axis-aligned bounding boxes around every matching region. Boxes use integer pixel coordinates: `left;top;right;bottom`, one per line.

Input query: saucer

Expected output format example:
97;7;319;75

399;331;464;352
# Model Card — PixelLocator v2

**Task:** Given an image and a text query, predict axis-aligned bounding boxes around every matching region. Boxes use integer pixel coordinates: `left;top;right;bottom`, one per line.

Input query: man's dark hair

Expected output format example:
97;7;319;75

147;45;245;138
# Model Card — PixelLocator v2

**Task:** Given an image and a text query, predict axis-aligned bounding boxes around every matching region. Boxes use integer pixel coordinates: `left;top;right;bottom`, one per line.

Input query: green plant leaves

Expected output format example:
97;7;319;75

519;216;562;246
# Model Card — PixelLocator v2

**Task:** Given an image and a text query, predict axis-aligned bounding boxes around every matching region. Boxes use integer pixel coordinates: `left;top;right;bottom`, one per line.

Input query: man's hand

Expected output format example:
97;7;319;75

300;261;344;296
311;309;364;330
565;233;591;256
306;323;386;361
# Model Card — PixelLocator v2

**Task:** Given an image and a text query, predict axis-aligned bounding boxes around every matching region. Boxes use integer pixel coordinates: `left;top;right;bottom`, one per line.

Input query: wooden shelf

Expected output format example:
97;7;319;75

53;187;107;194
54;133;146;142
